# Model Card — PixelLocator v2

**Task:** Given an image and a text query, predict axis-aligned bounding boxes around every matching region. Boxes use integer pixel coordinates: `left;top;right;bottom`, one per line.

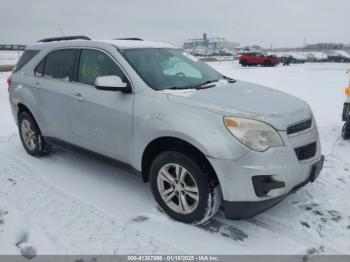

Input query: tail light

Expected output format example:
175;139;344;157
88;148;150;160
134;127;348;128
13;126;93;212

7;77;12;91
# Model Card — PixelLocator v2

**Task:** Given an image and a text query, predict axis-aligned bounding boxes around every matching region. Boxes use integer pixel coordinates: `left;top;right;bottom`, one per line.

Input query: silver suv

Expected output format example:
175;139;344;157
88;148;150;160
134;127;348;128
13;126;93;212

8;36;324;224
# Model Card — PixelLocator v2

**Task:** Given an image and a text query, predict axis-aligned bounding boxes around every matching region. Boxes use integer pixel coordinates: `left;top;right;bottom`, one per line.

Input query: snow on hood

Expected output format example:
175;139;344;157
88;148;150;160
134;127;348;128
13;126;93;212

159;89;198;97
166;81;312;130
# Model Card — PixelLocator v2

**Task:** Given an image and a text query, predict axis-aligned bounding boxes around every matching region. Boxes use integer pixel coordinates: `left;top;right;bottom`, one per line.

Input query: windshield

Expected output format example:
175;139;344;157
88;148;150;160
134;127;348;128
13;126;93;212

120;48;224;90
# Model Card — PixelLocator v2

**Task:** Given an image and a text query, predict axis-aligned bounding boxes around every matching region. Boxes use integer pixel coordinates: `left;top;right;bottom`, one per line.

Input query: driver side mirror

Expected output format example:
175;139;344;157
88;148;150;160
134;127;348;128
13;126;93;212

95;75;131;93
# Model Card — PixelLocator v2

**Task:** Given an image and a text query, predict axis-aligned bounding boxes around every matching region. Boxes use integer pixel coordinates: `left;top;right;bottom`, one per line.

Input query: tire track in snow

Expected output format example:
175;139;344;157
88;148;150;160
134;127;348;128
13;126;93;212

0;146;258;254
123;208;308;255
0;139;305;254
0;151;180;254
0;142;321;254
1;136;348;254
248;213;343;255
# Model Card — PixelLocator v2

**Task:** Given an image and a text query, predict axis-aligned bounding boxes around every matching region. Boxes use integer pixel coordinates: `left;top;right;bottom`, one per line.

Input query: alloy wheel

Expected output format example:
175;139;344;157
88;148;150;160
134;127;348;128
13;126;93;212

157;163;199;214
21;119;37;151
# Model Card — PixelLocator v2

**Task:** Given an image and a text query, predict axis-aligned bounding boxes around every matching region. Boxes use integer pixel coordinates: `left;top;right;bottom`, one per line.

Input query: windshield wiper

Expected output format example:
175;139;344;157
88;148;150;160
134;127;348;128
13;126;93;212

222;75;236;83
163;78;231;91
192;79;220;89
163;81;217;90
194;77;236;89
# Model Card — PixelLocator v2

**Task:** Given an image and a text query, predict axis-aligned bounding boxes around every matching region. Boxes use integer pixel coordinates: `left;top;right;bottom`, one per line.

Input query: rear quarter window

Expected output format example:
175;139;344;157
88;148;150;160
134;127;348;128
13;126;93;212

42;49;78;81
34;59;45;76
14;50;40;72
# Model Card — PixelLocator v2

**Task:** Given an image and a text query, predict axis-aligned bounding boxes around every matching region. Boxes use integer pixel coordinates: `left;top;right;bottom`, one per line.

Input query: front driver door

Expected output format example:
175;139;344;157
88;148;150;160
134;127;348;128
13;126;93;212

69;48;133;163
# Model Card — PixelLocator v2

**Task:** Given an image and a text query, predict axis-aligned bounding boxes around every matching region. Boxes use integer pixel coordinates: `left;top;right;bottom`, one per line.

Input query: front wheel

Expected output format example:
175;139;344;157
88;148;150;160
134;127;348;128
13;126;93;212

149;151;221;224
263;60;272;67
342;122;350;140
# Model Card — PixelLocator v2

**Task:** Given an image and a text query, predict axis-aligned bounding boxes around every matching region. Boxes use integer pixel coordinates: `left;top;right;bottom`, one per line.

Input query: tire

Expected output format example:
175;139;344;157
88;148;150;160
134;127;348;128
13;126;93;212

241;60;248;67
342;122;350;140
18;111;52;156
149;151;221;224
263;60;272;67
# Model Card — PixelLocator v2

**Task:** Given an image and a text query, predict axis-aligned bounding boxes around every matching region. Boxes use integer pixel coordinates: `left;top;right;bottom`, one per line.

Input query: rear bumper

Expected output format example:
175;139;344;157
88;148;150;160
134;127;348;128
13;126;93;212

223;155;324;219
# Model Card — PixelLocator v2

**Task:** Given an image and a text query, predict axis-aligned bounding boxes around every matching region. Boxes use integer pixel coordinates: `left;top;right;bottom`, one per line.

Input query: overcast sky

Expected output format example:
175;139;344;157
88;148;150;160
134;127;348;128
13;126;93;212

1;0;349;47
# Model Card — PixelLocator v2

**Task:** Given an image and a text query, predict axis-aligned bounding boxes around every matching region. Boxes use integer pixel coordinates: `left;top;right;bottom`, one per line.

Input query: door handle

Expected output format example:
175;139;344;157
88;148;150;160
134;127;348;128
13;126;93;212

73;93;84;102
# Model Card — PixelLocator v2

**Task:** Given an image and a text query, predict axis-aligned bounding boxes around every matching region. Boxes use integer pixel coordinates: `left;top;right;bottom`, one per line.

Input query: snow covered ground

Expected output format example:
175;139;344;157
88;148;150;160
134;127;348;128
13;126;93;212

1;56;350;257
0;51;21;66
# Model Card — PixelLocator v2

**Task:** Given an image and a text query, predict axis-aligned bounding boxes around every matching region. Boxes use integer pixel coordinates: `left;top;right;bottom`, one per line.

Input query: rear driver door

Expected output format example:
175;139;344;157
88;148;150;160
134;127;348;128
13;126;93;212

69;48;134;163
33;49;78;142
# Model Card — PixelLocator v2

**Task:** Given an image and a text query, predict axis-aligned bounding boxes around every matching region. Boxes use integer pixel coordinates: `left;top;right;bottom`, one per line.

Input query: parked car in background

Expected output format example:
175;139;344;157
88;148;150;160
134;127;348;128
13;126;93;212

8;36;324;224
279;55;293;66
324;50;350;63
290;53;307;64
306;52;328;62
239;52;279;67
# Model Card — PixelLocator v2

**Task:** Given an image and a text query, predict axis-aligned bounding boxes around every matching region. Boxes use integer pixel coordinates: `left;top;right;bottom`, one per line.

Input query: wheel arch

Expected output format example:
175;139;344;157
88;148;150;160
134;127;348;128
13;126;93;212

17;103;45;136
141;136;219;186
17;103;34;118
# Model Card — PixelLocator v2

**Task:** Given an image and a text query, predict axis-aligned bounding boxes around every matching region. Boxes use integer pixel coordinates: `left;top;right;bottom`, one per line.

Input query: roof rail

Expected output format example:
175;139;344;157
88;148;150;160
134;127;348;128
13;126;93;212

37;35;91;43
115;38;143;41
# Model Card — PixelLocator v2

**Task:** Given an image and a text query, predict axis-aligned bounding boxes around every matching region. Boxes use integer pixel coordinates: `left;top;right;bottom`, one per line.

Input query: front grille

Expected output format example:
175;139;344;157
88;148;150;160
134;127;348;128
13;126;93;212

294;142;317;160
287;119;312;135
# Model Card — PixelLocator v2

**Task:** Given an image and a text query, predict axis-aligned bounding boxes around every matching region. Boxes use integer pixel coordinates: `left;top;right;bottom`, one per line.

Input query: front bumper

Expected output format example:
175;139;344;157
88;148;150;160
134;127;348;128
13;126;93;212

207;122;323;219
223;155;324;219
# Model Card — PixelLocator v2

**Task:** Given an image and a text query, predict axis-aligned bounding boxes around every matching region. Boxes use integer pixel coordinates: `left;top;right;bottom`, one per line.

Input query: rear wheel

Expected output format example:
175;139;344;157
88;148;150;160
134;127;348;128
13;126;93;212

241;60;248;67
149;151;221;224
18;112;51;156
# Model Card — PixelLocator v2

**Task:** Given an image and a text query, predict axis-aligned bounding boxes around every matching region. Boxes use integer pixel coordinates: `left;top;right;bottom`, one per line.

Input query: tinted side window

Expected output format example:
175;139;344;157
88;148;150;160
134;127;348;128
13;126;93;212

14;50;40;72
78;49;125;86
44;49;78;81
34;58;45;76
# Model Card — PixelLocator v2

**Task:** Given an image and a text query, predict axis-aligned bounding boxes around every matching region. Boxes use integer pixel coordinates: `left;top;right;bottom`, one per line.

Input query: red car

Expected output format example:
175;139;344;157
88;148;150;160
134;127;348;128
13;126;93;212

239;52;279;67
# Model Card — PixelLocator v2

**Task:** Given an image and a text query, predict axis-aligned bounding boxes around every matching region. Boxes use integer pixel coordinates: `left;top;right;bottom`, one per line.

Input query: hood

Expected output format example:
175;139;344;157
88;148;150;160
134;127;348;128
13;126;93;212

166;81;312;130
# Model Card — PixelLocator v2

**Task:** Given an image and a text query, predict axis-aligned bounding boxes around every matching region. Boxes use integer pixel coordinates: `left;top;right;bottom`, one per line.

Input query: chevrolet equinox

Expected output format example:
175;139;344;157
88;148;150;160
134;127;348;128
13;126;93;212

8;36;324;224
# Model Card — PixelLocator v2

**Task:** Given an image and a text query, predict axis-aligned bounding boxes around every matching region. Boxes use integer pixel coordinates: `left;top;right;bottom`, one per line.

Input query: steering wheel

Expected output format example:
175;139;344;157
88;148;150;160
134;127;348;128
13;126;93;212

175;72;186;77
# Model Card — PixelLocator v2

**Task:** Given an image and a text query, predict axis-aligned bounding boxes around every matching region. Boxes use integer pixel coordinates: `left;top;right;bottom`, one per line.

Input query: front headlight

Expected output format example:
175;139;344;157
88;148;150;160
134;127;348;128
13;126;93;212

223;116;284;152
